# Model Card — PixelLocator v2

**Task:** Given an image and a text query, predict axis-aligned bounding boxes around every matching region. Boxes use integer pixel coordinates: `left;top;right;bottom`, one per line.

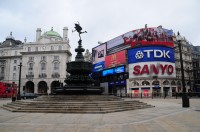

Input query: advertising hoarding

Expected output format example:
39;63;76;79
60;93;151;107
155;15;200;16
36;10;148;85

128;46;175;64
129;62;176;79
92;61;105;72
123;26;173;46
105;50;126;68
102;65;125;76
92;43;106;64
106;26;174;50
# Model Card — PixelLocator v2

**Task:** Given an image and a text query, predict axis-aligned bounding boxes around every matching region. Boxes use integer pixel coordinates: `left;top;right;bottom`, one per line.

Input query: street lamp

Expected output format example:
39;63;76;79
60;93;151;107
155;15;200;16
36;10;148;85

177;32;189;107
17;62;22;100
187;67;191;90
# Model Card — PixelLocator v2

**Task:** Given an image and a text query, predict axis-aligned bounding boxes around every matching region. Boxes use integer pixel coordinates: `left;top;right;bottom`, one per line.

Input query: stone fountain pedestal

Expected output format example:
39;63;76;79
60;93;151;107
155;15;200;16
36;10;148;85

53;24;103;95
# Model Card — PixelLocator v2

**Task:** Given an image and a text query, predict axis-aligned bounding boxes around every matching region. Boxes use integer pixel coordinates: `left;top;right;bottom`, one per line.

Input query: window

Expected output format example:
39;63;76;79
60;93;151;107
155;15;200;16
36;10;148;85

29;63;33;70
41;56;46;61
51;46;54;50
54;62;59;70
14;60;17;64
0;67;4;74
15;51;17;55
35;47;38;51
54;56;59;60
13;73;16;80
29;57;34;61
13;66;17;71
28;47;31;52
142;81;150;85
41;63;46;70
28;72;33;75
152;81;160;85
59;45;62;50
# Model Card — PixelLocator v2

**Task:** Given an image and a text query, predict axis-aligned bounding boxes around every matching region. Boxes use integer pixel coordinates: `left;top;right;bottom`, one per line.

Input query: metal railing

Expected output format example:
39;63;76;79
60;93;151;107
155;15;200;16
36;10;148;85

116;92;200;99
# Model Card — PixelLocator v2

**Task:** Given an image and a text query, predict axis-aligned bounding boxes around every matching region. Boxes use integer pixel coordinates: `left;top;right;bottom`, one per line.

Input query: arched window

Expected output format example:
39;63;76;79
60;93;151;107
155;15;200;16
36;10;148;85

177;81;181;85
171;80;176;85
41;63;46;70
53;62;59;70
29;63;33;70
142;81;150;86
152;81;160;85
163;80;169;85
132;81;139;86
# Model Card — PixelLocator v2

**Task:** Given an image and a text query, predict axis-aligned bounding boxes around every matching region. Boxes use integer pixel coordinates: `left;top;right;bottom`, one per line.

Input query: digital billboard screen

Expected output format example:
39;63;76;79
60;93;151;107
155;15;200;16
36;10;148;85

102;65;125;76
128;46;175;64
92;43;106;64
114;66;125;73
106;26;174;50
129;62;176;79
105;50;126;68
92;61;105;72
102;69;114;76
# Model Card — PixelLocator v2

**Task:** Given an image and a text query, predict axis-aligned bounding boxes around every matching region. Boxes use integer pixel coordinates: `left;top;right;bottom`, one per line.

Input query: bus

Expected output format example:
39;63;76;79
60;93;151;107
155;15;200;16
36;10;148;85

0;82;17;98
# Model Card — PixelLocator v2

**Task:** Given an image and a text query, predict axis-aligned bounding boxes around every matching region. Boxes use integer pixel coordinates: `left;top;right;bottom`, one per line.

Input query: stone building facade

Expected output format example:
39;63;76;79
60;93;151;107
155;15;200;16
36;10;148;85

0;27;72;95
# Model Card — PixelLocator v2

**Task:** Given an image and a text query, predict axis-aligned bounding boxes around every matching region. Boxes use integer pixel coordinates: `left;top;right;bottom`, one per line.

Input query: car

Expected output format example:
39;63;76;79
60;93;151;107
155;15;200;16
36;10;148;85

20;93;39;99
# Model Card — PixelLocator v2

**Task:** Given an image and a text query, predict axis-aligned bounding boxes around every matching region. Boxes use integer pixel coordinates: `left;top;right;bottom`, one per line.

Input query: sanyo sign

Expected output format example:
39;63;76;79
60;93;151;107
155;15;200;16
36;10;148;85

128;46;175;63
129;62;176;79
128;46;176;79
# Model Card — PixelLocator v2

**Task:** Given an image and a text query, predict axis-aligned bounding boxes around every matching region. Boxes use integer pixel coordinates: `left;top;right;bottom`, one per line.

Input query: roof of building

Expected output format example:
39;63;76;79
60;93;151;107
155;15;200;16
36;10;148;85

5;32;15;40
42;27;62;38
0;32;23;47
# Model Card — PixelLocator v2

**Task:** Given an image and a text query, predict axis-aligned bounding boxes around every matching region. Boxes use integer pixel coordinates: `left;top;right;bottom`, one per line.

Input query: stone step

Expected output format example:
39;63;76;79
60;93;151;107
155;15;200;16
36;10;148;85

2;95;154;113
3;105;153;114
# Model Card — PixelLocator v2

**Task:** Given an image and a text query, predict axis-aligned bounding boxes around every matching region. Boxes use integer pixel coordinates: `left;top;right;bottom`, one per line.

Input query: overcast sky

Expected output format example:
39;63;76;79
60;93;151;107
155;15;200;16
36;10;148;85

0;0;200;59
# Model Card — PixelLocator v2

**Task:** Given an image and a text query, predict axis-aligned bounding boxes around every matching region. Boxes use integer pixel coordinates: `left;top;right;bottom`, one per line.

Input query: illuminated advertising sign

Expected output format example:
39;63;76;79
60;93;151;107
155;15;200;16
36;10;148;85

92;61;105;72
105;50;126;68
92;43;106;64
102;69;114;76
114;66;125;73
106;26;174;50
130;41;174;48
128;46;174;64
102;65;125;76
129;62;176;78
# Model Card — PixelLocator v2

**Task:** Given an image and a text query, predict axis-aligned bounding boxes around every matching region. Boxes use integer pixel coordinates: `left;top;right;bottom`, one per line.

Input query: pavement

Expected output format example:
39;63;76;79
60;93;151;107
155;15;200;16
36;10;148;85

0;98;200;132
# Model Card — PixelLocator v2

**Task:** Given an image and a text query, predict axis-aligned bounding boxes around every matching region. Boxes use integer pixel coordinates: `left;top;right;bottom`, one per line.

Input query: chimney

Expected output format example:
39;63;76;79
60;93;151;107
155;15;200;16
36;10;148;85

63;27;68;42
36;28;41;42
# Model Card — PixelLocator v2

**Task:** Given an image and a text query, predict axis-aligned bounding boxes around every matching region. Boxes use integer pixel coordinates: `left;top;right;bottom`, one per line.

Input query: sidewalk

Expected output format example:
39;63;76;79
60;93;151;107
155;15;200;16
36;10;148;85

0;98;200;132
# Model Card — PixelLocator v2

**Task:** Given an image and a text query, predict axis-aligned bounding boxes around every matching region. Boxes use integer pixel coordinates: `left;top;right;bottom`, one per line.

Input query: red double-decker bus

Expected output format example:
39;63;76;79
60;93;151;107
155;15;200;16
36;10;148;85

0;82;17;98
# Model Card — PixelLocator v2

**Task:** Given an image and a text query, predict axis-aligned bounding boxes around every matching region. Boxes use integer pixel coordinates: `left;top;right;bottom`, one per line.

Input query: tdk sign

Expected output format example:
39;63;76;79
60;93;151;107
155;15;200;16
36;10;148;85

128;46;175;64
135;50;170;59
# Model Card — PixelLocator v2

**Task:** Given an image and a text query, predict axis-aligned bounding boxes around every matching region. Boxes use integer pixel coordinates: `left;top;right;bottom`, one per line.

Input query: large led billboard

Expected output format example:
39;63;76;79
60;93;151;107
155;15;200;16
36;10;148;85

105;50;126;68
106;26;174;50
128;46;175;64
128;46;176;79
102;65;125;76
129;62;176;78
92;43;106;64
92;61;105;72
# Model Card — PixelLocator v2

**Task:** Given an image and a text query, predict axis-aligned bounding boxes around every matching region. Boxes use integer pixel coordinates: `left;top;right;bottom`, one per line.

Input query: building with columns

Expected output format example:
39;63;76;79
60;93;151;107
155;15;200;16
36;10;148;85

0;32;23;83
0;27;72;95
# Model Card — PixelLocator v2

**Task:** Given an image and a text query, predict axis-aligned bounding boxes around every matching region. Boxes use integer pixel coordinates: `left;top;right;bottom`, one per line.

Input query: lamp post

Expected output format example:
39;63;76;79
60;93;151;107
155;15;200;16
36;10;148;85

17;62;22;100
187;67;191;90
176;32;189;107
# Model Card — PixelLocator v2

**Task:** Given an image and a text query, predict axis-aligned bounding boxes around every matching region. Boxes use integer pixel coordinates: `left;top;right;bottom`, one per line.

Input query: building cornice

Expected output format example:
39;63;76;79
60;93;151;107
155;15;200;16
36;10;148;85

20;50;72;56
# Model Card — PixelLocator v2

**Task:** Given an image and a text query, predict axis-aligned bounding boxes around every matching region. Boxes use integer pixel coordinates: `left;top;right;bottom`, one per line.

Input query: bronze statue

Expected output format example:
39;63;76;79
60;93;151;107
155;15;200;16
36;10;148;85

72;22;87;40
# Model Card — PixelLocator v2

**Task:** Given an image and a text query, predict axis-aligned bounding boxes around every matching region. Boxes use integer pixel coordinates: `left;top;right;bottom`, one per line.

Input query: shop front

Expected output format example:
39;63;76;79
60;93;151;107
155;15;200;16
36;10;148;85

152;85;161;97
131;88;139;98
141;87;150;98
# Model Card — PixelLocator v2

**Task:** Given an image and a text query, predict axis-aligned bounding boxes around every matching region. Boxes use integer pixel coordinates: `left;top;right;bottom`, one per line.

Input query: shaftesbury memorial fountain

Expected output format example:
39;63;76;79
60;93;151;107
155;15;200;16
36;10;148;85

53;23;103;95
